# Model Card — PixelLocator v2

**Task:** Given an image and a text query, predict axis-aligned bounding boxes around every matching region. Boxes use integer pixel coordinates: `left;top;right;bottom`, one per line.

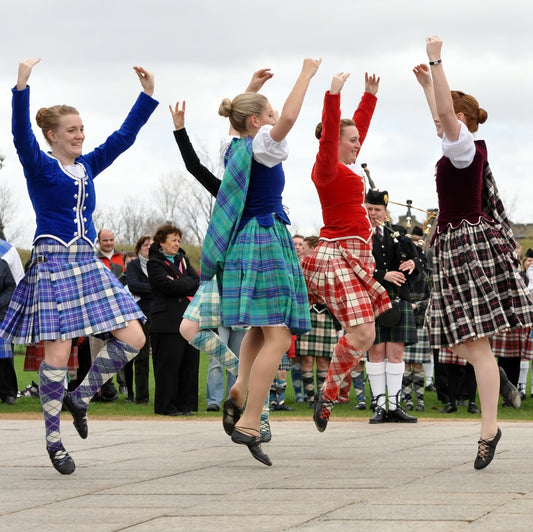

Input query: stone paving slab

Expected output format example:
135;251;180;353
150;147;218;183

0;418;532;531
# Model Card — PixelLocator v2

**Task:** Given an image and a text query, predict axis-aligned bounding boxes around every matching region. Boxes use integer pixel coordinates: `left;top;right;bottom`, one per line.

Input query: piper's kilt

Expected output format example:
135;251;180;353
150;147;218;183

404;326;431;363
374;298;418;346
438;347;466;366
219;218;311;335
0;238;144;345
492;327;533;359
427;218;533;348
183;278;221;329
302;238;391;329
294;305;337;359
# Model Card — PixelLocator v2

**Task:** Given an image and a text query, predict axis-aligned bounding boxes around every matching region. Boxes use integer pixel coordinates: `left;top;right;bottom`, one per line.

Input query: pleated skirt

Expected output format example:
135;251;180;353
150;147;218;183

0;238;144;344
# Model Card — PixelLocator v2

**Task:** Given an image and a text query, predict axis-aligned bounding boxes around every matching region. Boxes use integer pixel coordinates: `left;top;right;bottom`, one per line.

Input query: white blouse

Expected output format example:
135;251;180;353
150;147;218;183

441;121;476;170
220;125;289;168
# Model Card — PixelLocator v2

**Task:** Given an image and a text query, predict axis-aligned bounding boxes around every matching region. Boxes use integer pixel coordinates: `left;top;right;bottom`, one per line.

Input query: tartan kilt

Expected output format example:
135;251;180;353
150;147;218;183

302;238;391;329
183;278;221;329
0;238;144;345
0;336;12;359
523;329;533;360
294;306;337;359
492;329;523;358
23;340;79;372
279;352;292;370
404;326;431;363
374;298;418;346
219;217;311;335
438;347;466;366
427;218;533;348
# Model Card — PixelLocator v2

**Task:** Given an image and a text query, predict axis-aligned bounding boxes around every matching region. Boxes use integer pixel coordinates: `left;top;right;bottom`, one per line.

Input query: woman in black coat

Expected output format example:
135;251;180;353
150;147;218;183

148;224;200;415
125;235;154;404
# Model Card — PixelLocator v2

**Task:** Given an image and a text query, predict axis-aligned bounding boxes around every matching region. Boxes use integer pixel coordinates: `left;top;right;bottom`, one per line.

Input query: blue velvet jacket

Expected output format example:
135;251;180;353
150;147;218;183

12;86;158;246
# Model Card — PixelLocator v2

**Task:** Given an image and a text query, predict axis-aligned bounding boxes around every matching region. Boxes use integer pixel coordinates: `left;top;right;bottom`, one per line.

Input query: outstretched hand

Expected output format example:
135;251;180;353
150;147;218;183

412;63;432;88
17;58;41;90
364;72;380;95
133;66;154;97
426;35;443;62
169;101;186;130
302;57;322;79
330;72;350;95
246;68;274;93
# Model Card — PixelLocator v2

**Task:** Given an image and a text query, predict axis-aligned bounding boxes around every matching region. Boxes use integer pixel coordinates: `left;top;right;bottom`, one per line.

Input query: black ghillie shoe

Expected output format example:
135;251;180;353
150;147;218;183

474;427;502;470
499;367;521;409
231;428;272;466
48;444;75;475
63;392;88;439
222;398;243;436
313;389;335;433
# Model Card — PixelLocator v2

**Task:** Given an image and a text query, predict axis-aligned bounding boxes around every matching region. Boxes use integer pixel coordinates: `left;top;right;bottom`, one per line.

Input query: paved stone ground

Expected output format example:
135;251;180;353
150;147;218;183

1;418;532;531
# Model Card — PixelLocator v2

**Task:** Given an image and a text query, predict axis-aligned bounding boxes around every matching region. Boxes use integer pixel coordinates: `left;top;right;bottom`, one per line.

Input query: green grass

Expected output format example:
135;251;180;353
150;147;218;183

3;350;533;421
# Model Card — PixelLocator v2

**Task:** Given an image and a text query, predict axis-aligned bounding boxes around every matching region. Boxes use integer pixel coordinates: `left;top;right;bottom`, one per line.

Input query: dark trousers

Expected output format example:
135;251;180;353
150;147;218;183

497;356;520;387
151;332;199;414
124;321;150;403
0;357;18;400
433;349;449;404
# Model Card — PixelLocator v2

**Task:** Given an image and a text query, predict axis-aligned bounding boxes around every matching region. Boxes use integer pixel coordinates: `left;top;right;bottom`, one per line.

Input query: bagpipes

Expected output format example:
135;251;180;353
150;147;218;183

361;162;438;253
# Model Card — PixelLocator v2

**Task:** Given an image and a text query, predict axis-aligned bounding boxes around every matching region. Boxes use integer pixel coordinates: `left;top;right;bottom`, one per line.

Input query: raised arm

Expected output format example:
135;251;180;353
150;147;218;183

313;73;347;184
425;36;460;141
133;66;155;97
353;72;379;148
245;68;274;93
269;57;322;142
169;100;221;198
413;63;442;137
17;57;41;90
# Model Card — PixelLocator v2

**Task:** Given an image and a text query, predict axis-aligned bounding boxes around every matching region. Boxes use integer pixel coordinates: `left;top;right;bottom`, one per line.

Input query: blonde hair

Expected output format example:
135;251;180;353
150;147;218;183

451;91;488;133
35;105;79;145
218;92;268;133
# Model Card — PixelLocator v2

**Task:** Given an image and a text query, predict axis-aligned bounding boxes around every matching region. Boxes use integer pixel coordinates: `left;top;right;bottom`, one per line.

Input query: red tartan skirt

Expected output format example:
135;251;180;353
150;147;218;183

302;238;391;329
24;340;79;372
492;328;533;359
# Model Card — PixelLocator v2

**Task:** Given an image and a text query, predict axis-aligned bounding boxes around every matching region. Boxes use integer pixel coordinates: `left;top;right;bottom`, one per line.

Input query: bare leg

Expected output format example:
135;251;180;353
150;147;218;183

451;337;498;440
235;326;292;432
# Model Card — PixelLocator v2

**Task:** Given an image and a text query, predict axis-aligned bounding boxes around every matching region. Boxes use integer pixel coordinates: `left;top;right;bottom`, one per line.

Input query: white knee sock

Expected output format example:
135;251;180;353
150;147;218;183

366;361;386;408
518;360;530;389
423;360;434;386
386;361;405;410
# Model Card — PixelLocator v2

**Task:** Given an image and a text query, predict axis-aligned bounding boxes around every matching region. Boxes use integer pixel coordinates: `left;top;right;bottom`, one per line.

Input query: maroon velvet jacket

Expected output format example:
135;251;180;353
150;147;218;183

435;139;493;233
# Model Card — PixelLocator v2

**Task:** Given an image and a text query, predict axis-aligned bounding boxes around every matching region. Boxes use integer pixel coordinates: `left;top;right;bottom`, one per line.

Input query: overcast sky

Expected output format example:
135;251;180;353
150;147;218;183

1;0;532;247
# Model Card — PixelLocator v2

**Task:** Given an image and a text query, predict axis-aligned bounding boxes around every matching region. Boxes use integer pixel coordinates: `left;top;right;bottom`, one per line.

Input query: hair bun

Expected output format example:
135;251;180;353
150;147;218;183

35;107;48;128
218;98;232;118
478;108;488;125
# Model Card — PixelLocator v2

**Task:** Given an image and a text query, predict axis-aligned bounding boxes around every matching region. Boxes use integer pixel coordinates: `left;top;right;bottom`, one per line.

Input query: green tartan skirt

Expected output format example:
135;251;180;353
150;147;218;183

219;217;311;335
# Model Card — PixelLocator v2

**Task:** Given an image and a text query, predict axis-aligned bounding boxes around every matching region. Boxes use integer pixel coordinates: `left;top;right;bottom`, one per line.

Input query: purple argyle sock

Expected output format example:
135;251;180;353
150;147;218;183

71;338;138;407
39;361;67;451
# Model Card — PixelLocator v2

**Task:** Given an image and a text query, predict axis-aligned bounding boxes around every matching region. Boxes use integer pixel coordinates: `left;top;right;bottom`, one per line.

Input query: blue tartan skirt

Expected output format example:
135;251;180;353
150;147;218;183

0;238;144;345
219;218;311;335
0;336;13;359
